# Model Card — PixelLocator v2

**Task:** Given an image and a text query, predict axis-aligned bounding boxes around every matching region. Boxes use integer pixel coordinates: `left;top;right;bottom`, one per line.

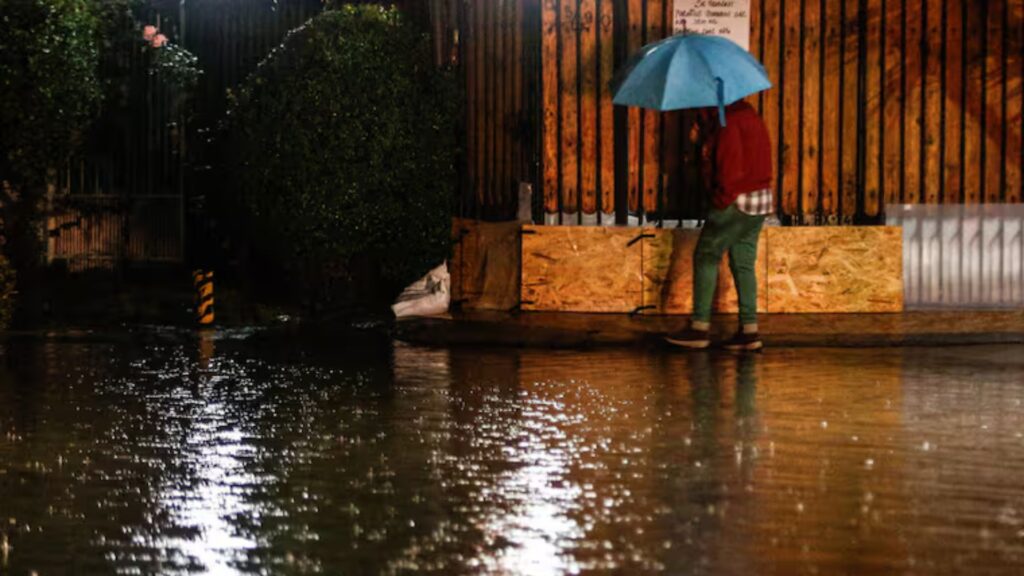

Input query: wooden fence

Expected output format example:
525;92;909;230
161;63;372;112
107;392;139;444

462;0;1023;223
460;0;542;220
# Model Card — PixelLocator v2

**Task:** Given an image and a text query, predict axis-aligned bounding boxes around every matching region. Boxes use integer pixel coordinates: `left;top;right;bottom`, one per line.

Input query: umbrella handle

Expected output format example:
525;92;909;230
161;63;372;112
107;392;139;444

716;78;726;127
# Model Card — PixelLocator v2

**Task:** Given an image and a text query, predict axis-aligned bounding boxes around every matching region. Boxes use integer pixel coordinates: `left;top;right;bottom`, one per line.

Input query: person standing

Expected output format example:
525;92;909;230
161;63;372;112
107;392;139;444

665;100;774;351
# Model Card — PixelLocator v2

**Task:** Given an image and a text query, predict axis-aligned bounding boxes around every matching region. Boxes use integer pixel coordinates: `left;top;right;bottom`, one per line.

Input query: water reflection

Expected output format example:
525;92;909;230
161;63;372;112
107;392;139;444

0;333;1023;574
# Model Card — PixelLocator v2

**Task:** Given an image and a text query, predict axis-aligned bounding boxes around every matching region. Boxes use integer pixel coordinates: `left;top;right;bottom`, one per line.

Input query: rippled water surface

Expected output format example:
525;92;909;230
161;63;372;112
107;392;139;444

1;330;1023;574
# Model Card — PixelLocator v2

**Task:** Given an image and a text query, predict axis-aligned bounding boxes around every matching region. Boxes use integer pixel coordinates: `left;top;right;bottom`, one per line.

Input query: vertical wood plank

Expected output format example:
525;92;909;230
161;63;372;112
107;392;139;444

923;0;943;204
580;0;598;214
486;0;497;210
781;0;802;216
801;0;821;217
963;0;984;204
985;0;1005;203
1006;0;1022;203
599;0;615;215
476;0;489;209
822;0;842;215
749;0;762;112
642;0;663;215
561;0;579;215
661;110;681;214
504;0;516;211
499;0;511;212
465;1;477;214
513;0;524;191
660;0;675;217
864;0;883;217
883;0;903;208
495;0;508;212
628;0;643;214
944;0;964;203
542;0;560;213
483;0;495;208
904;0;923;205
762;0;782;209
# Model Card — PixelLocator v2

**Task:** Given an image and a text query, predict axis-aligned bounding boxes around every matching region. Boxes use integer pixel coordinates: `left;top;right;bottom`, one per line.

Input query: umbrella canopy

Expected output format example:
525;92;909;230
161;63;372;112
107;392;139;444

611;33;771;126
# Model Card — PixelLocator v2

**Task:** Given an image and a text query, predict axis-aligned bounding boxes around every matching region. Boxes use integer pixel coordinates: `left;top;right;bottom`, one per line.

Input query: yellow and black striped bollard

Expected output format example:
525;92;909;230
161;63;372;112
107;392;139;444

192;269;215;326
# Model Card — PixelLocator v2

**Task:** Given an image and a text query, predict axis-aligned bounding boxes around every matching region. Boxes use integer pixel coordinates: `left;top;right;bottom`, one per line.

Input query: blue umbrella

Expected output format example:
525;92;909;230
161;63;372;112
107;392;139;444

611;33;771;126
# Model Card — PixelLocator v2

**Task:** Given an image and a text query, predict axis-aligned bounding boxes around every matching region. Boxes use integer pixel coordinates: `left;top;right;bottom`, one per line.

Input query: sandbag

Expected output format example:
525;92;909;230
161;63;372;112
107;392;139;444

391;261;450;318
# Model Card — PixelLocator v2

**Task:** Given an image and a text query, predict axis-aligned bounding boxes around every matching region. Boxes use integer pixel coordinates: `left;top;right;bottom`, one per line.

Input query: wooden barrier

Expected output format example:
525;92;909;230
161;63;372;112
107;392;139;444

450;218;521;311
455;221;905;315
642;229;768;314
520;225;643;312
765;227;903;313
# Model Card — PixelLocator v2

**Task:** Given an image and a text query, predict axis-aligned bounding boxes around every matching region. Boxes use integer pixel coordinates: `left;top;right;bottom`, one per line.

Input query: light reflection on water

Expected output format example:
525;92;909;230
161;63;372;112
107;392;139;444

0;331;1023;574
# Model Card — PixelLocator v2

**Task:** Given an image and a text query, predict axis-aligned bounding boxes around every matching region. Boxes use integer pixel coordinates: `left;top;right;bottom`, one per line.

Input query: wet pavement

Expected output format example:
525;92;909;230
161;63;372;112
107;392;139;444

1;330;1023;574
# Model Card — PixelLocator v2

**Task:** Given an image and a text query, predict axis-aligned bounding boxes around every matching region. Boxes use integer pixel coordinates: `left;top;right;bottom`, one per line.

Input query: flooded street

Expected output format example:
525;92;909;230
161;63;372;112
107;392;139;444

1;331;1023;575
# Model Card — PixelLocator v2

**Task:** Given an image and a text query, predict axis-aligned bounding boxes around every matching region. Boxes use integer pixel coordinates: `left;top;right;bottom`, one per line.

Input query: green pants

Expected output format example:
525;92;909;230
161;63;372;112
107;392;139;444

692;204;766;326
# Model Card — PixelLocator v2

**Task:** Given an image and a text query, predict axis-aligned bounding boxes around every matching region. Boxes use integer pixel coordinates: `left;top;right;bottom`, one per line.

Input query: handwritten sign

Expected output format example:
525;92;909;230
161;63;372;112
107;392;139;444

673;0;751;51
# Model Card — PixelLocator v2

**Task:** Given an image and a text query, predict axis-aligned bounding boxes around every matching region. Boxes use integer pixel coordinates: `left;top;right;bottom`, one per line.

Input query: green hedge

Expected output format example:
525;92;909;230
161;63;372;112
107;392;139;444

0;0;102;325
0;0;102;188
224;5;458;309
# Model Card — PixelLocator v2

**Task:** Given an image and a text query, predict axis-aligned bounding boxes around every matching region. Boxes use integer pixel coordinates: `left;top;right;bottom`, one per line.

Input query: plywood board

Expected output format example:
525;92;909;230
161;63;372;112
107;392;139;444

641;228;768;315
450;218;481;303
464;220;522;311
521;225;643;312
766;226;903;313
450;218;521;311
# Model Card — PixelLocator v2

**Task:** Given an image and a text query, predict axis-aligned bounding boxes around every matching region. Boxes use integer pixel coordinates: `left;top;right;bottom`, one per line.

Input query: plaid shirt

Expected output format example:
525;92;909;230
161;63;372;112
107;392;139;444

734;188;775;216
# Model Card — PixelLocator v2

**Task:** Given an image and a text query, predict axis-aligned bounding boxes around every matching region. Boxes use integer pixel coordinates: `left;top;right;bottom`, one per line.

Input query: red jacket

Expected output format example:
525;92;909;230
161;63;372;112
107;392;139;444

709;101;773;210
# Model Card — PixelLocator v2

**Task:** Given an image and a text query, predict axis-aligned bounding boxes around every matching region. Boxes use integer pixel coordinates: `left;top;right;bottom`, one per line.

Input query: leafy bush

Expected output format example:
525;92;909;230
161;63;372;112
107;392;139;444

0;0;102;314
224;5;457;309
0;0;102;189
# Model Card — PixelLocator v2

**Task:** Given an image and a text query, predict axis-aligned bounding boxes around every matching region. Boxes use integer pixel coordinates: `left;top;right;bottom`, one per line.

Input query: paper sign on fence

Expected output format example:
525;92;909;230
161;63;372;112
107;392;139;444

673;0;751;51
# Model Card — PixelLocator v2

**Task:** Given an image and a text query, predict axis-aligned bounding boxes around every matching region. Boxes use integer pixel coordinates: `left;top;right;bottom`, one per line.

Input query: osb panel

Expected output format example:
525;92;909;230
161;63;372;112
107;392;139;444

642;229;768;315
450;218;521;311
521;225;643;313
464;221;521;311
766;226;903;313
450;218;481;303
